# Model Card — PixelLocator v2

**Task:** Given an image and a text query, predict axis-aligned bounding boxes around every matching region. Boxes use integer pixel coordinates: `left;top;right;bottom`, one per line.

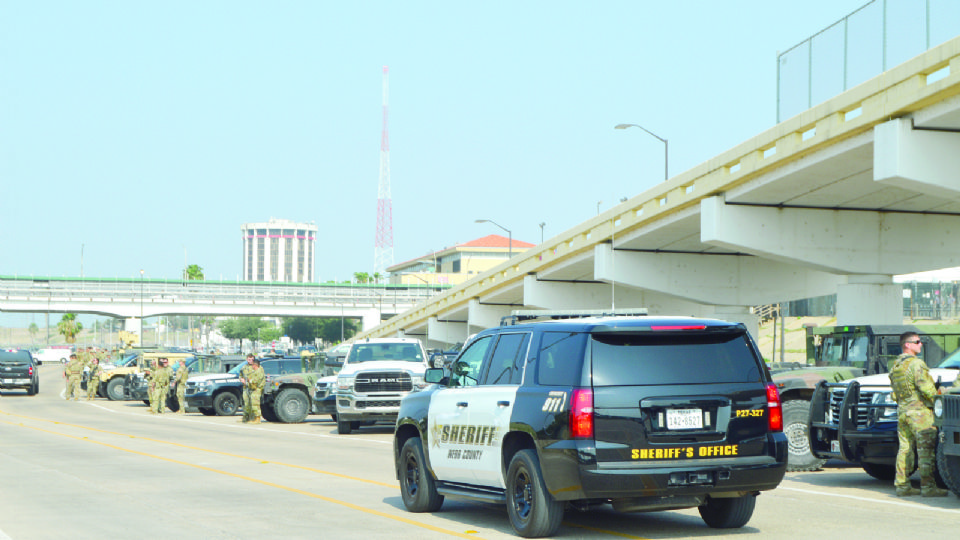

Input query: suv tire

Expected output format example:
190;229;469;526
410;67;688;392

337;418;352;434
213;391;240;416
698;494;756;528
861;461;896;481
782;400;826;471
399;438;444;512
274;388;310;423
505;449;563;538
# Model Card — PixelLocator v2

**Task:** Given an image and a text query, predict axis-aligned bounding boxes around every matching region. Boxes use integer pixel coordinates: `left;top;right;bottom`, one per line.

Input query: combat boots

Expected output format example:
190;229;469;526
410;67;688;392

895;485;920;497
921;485;948;497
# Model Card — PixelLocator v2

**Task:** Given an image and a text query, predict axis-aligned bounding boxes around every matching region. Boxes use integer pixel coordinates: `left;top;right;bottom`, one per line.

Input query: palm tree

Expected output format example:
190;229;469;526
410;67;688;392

185;264;204;281
28;323;38;344
353;272;370;284
57;314;83;344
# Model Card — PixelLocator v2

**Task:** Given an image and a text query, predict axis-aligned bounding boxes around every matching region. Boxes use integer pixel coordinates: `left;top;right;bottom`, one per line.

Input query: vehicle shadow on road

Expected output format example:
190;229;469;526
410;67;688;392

379;495;760;537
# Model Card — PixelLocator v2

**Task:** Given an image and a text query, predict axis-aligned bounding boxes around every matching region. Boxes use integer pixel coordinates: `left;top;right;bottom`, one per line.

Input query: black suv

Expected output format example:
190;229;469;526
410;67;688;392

393;312;787;537
0;350;40;395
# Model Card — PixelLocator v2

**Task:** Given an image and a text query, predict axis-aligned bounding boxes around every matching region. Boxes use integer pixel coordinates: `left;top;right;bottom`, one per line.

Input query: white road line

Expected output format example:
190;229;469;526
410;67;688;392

0;528;11;540
777;485;960;514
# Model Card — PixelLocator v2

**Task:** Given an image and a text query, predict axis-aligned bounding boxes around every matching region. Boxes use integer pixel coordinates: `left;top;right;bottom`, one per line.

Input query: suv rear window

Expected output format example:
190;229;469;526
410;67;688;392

590;331;762;386
348;343;423;363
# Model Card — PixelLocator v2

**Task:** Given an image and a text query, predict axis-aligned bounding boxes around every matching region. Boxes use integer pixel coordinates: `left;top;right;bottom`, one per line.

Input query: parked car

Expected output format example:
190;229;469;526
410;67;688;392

34;346;74;365
0;350;40;395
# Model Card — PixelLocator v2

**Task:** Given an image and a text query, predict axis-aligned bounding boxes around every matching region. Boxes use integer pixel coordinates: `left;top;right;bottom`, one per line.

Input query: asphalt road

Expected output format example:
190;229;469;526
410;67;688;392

0;364;958;540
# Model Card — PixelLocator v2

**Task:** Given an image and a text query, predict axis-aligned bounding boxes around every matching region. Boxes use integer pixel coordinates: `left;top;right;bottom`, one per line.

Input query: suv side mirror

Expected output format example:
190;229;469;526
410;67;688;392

425;368;444;384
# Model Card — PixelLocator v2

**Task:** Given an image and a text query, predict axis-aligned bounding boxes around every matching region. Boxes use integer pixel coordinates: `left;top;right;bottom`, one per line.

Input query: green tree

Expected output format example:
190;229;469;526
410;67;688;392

185;264;204;280
259;327;282;344
57;313;83;344
353;272;370;284
219;317;269;352
317;317;359;344
28;323;38;344
282;317;319;345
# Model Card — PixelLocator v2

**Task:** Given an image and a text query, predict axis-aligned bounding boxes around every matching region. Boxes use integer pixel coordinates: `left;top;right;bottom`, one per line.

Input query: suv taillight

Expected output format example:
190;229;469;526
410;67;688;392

766;383;783;432
570;388;594;438
28;365;34;376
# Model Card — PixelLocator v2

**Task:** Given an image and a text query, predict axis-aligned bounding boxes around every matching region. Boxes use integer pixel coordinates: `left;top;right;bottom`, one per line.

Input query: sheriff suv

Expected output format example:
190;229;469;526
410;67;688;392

394;311;788;538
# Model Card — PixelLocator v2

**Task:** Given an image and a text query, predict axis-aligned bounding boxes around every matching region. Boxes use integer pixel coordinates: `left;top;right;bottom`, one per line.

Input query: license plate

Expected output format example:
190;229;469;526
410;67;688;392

831;440;840;453
2;378;27;384
666;408;703;430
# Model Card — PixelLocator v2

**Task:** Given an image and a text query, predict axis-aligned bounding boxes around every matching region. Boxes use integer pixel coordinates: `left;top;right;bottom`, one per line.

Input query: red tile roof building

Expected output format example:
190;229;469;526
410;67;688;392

387;235;534;286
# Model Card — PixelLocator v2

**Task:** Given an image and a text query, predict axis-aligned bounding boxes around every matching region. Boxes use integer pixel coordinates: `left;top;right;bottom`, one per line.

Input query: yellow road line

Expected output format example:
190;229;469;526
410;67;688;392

2;418;485;540
564;523;651;539
0;409;395;488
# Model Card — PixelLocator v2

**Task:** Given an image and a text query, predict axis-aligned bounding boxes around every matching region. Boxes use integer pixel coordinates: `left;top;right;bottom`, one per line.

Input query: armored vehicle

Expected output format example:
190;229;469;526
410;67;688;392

935;390;960;496
260;354;324;423
770;323;960;471
395;311;787;537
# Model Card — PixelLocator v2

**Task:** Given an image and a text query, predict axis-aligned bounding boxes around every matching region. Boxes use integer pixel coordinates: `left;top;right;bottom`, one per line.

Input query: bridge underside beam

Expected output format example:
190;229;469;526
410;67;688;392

594;244;841;306
467;300;513;335
875;118;960;200
701;195;960;275
427;317;468;349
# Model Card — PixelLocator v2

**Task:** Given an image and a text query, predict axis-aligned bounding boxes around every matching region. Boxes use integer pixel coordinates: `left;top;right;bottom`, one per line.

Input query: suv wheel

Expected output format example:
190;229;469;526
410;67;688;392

106;378;125;401
698;494;756;528
399;437;444;512
213;391;239;416
506;449;563;538
861;461;895;481
198;407;216;416
274;388;309;423
782;400;826;471
337;418;352;434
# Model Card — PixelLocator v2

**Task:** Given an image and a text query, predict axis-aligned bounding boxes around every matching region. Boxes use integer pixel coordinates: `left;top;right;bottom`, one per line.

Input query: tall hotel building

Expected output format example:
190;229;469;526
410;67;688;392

241;219;317;283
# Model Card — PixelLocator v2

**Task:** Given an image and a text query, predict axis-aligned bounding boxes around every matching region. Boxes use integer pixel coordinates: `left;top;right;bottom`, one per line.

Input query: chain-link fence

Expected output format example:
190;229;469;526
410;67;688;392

777;0;960;122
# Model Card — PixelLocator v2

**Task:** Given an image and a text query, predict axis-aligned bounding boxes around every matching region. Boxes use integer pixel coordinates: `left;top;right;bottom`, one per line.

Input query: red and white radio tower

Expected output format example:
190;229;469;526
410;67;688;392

375;66;393;275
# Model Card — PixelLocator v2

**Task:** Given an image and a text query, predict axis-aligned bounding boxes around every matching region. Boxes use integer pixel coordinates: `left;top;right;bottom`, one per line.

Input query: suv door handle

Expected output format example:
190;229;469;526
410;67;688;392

497;400;510;407
457;402;468;408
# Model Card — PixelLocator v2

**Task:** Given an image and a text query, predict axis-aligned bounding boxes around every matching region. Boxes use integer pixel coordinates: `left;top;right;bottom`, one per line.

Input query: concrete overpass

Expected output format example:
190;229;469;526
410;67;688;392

0;276;447;335
358;36;960;348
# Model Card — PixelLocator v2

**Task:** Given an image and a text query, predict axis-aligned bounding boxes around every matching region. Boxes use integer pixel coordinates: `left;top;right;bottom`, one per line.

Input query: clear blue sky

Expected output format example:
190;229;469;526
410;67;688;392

1;0;871;291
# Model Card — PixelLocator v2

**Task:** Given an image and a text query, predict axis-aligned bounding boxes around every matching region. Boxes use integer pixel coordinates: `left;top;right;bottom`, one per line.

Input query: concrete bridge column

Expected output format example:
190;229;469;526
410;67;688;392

124;318;143;337
359;309;382;332
837;275;902;326
428;316;469;348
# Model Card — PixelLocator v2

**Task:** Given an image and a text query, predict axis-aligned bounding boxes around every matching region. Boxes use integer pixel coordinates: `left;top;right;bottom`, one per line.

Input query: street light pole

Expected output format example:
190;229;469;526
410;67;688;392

539;222;545;244
139;269;144;345
614;123;668;181
475;219;513;259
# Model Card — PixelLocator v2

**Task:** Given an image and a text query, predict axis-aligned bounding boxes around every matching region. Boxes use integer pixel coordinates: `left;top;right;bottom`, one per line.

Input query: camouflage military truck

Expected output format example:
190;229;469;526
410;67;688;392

92;347;162;400
770;323;960;471
935;387;960;496
260;354;325;423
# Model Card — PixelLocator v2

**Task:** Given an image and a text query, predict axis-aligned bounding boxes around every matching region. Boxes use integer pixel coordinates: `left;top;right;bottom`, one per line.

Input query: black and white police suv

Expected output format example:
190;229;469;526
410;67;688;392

393;311;788;538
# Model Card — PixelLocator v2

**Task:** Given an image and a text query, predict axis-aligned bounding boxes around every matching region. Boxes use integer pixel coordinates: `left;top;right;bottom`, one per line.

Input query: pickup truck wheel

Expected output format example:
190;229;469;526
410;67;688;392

213;392;240;416
27;382;38;396
106;378;125;401
936;438;960;496
699;494;756;528
274;389;310;423
782;400;826;472
506;449;563;538
399;437;444;512
337;418;352;434
199;407;216;416
861;461;896;481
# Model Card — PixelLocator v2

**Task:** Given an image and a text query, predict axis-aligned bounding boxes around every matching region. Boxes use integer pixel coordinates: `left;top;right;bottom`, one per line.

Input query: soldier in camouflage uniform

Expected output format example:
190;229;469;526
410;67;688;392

64;353;84;400
150;358;172;414
174;359;189;414
145;358;157;412
890;332;948;497
85;357;101;400
239;355;266;423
